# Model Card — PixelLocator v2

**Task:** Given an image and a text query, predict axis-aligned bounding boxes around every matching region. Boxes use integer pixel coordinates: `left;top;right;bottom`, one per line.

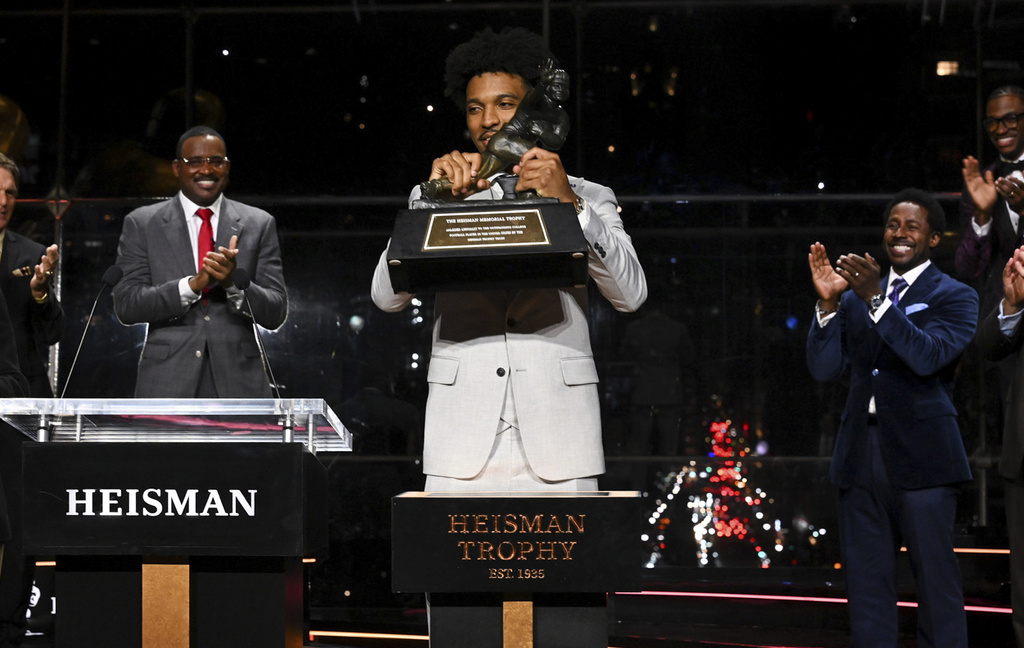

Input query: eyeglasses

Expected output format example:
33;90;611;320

982;112;1024;132
179;156;229;169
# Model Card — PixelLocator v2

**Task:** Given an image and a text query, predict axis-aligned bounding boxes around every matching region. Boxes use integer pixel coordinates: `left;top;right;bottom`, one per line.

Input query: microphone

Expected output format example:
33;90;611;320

59;265;123;399
233;268;282;400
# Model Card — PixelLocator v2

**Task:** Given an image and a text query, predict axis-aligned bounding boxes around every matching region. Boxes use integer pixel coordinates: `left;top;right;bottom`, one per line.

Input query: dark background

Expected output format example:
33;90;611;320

3;1;1019;200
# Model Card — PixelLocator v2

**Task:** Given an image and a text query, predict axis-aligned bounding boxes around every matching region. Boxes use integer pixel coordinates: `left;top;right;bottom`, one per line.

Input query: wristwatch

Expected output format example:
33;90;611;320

573;195;586;215
869;293;884;313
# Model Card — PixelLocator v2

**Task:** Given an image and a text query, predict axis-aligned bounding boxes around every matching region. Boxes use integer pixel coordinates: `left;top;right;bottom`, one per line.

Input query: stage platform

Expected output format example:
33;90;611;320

306;558;1016;648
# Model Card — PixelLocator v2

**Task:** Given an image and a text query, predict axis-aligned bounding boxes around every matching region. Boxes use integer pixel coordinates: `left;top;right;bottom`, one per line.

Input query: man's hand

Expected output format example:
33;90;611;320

1002;245;1024;315
834;251;882;303
29;244;59;301
962;156;998;225
995;173;1024;214
188;267;212;294
512;148;575;203
429;150;490;196
203;234;240;288
808;242;847;309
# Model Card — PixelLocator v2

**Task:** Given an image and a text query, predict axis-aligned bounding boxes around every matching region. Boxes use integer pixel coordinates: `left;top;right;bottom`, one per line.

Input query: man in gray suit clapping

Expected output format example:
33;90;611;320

113;126;287;398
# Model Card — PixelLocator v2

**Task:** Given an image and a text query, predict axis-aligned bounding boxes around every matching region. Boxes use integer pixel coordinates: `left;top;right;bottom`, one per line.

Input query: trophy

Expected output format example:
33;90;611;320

387;60;588;293
417;59;571;203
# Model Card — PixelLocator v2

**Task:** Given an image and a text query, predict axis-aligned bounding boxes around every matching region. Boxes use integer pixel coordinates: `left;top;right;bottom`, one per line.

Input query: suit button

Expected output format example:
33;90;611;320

506;318;515;327
204;315;211;321
871;369;879;376
496;367;506;377
196;350;203;358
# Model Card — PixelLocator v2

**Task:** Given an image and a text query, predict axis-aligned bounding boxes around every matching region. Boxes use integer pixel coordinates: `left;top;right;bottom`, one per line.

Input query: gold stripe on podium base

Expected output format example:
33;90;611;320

142;559;190;648
503;593;533;648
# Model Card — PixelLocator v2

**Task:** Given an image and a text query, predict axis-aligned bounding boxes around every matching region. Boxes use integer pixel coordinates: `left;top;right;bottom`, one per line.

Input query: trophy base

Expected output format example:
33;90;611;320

386;201;589;293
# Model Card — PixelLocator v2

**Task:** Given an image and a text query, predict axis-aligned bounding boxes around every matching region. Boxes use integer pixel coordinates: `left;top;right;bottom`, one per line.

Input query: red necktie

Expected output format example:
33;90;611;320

196;208;214;297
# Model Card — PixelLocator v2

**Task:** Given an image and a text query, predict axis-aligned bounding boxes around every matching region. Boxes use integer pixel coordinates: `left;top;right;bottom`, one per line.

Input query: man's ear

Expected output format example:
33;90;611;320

929;231;942;249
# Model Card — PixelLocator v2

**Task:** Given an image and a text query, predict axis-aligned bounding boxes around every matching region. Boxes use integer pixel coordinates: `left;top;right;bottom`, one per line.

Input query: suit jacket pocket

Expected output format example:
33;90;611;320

427;355;459;386
141;342;170;361
560;356;599;386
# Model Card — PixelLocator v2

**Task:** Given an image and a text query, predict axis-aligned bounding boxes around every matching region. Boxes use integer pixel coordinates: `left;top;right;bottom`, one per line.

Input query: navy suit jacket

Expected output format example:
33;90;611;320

0;231;65;396
807;264;977;490
112;195;287;398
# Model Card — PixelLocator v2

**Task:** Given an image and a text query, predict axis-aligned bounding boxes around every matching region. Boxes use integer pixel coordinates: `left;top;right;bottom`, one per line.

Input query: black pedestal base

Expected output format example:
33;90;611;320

428;592;607;648
54;556;303;648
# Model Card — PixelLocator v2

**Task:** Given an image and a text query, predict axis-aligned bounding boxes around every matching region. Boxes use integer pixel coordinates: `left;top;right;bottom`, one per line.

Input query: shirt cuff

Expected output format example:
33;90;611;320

226;285;244;310
816;310;838;327
999;301;1024;337
179;276;201;308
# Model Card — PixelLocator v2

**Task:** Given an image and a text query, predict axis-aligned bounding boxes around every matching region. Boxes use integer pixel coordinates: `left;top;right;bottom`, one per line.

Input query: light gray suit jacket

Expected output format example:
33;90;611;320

372;176;647;481
113;195;287;398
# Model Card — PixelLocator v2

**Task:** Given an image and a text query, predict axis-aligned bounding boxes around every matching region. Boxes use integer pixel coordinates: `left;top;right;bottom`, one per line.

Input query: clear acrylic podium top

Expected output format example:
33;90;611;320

0;398;351;454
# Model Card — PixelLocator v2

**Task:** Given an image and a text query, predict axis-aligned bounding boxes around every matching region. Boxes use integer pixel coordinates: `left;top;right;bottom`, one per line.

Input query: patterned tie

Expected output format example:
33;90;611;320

888;277;908;306
196;208;214;297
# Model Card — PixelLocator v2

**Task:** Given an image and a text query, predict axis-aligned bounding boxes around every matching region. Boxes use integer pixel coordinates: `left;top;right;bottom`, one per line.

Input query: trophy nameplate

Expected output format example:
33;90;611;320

386;201;589;293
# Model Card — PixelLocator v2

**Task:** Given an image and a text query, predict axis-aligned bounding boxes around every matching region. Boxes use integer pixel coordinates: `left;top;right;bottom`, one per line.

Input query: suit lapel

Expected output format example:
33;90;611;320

217;198;242;249
995;200;1023;241
160;199;199;278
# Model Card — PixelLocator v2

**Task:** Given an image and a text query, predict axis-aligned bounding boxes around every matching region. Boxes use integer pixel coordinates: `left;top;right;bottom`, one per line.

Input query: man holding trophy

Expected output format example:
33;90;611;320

371;26;647;493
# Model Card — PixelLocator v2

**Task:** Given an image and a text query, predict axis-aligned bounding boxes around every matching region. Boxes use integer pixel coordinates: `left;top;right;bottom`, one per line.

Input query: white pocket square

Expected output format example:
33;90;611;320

906;303;929;315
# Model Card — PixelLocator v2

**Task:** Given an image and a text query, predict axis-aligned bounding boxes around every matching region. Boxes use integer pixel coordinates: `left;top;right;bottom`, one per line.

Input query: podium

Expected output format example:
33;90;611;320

0;398;351;648
392;491;642;648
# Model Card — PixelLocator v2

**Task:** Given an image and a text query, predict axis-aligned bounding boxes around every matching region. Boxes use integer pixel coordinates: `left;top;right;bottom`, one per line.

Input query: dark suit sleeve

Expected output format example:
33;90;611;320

955;165;1000;283
0;289;29;398
976;300;1024;363
874;280;979;376
30;288;65;346
231;212;287;330
954;217;993;283
112;212;190;325
806;296;849;383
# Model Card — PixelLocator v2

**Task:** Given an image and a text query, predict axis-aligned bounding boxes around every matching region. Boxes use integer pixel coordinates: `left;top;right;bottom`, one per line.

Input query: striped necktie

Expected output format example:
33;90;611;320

888;277;908;306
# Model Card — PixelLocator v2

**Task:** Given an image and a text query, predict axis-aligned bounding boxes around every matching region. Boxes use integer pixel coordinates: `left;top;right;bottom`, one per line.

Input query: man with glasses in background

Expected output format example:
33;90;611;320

113;126;287;398
957;85;1024;313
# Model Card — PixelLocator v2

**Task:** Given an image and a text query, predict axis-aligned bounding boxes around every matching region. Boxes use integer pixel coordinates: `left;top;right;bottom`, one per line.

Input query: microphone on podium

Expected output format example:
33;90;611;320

59;265;123;399
232;268;282;400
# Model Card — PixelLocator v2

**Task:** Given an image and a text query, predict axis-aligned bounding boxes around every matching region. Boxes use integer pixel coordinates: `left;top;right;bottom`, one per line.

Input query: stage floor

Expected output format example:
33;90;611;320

307;561;1017;647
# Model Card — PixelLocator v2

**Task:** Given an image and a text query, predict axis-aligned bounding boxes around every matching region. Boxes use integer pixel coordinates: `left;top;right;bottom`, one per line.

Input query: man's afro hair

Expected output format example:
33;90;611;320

443;27;559;108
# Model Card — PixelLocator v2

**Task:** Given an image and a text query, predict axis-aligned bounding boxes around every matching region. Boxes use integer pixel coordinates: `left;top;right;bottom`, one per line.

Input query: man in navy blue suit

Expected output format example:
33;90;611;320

807;188;978;647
